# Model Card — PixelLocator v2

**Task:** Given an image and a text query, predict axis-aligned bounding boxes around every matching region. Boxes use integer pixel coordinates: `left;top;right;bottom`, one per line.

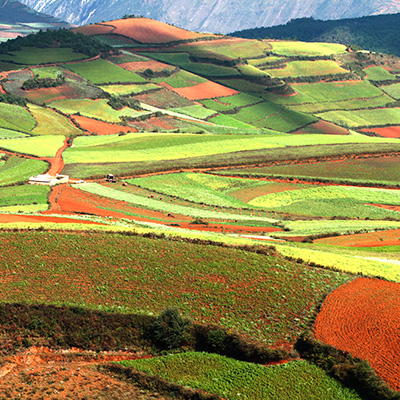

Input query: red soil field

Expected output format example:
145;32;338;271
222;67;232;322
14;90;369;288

173;81;238;100
24;86;76;104
99;18;204;44
72;24;115;36
118;60;174;73
315;228;400;247
127;115;181;131
0;214;106;226
295;120;349;135
314;277;400;390
361;126;400;138
72;115;136;135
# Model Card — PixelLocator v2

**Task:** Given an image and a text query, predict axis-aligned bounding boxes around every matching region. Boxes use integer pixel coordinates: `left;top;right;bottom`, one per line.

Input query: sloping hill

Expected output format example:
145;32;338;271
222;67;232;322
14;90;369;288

18;0;400;34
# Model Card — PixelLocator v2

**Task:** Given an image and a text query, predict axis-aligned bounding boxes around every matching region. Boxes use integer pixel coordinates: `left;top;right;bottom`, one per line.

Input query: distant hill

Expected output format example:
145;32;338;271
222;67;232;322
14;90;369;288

18;0;400;34
231;13;400;56
0;0;73;42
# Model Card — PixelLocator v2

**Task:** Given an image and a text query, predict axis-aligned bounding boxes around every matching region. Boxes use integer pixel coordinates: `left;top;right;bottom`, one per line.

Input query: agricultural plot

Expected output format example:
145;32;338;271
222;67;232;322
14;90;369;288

0;230;351;345
63;59;147;85
317;107;400;128
121;354;361;400
200;93;260;112
0;128;28;139
169;105;217;120
153;69;207;88
50;99;149;123
29;104;82;136
72;115;136;135
249;185;400;219
0;135;64;157
99;83;159;96
0;184;49;208
31;66;65;79
171;81;238;101
314;278;400;390
209;114;257;129
0;156;48;186
233;101;283;123
217;78;267;93
126;172;253;208
381;82;400;99
364;66;396;81
267;60;348;78
270;41;347;57
0;103;35;133
134;88;194;109
221;155;400;186
63;133;284;164
0;47;88;65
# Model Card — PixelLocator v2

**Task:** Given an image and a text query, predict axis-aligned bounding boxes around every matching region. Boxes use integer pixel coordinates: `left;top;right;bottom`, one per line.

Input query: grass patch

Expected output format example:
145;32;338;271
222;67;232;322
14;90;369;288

0;156;48;186
268;60;348;78
0;135;65;157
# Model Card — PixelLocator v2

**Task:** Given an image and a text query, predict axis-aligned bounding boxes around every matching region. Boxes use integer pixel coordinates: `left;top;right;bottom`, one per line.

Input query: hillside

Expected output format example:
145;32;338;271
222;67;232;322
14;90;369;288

232;13;400;56
18;0;400;33
0;0;73;43
0;16;400;399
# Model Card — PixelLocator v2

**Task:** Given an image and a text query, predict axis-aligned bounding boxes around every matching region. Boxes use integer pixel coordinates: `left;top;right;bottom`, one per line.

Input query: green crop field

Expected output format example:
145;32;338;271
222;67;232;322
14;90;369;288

0;155;48;186
64;59;147;85
0;230;351;345
209;114;257;129
29;104;82;136
121;353;361;400
0;103;36;133
0;47;88;65
0;135;64;157
31;66;65;79
50;99;148;123
233;101;283;122
200;92;260;112
0;184;49;208
153;69;207;87
0;128;28;139
317;107;400;128
217;78;266;92
222;156;400;186
381;82;400;100
170;105;217;120
270;41;347;56
248;56;283;66
364;66;396;81
268;60;348;78
99;83;159;96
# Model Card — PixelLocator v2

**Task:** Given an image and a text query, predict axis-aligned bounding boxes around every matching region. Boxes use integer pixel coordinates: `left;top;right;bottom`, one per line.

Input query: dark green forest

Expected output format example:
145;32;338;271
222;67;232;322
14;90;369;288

231;13;400;56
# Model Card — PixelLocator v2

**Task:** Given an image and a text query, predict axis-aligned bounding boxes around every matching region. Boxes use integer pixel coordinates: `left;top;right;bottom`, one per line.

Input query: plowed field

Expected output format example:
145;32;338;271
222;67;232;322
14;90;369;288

314;277;400;390
361;126;400;138
72;115;136;135
173;81;238;100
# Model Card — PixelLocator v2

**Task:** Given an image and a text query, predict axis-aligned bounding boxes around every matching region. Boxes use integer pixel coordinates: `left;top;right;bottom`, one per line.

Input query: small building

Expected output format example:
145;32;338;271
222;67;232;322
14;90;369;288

29;173;69;186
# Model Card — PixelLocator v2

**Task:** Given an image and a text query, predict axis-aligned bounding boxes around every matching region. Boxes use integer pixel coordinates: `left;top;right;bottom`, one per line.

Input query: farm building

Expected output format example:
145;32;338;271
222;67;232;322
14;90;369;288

29;173;69;186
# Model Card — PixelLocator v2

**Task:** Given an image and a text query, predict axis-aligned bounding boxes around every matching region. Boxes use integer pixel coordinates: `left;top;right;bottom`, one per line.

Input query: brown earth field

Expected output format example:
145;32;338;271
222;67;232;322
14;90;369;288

361;126;400;138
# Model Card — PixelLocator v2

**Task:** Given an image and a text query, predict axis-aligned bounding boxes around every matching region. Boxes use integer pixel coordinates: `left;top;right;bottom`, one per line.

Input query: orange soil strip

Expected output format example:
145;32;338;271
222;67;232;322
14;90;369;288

47;137;70;176
314;277;400;390
173;81;238;100
72;24;115;36
295;120;349;135
99;18;204;43
315;228;400;247
361;126;400;138
118;60;173;72
71;115;136;135
0;214;106;226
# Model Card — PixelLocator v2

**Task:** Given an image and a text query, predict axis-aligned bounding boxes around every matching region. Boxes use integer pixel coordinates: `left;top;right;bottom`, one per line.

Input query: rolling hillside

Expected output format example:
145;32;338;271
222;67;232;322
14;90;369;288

0;16;399;399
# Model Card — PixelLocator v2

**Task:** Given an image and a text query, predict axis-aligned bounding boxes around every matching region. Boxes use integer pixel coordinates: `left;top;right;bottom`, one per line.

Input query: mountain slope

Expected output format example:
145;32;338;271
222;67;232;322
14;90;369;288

18;0;400;33
231;13;400;56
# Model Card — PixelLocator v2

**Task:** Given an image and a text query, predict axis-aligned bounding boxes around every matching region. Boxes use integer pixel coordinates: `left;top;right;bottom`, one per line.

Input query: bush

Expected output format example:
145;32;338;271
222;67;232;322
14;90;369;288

148;308;192;350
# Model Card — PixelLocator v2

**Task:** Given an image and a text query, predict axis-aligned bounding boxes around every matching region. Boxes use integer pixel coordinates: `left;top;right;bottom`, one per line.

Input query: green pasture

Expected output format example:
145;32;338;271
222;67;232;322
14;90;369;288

122;354;361;400
248;56;283;66
233;101;283;122
99;83;159;96
364;66;396;81
29;104;82;136
249;185;400;219
317;107;400;128
268;60;348;78
200;93;260;112
0;135;64;157
0;184;49;208
270;41;347;56
0;156;48;186
237;64;271;77
0;103;35;133
50;99;148;123
0;128;28;139
0;47;88;65
32;66;65;79
217;78;266;93
64;59;147;85
108;53;150;64
209;114;257;129
153;69;207;87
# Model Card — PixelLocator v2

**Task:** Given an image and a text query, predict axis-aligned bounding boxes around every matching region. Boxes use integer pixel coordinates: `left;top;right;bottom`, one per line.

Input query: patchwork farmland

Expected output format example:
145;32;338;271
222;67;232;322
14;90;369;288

0;16;399;399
